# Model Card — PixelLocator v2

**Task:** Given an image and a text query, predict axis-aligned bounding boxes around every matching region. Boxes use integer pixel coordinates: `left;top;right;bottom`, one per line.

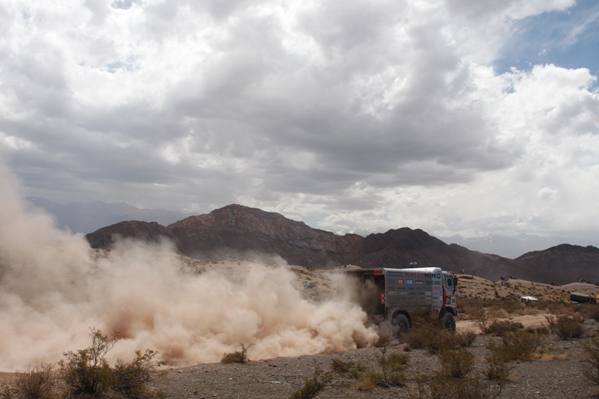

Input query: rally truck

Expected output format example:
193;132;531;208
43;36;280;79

338;267;458;335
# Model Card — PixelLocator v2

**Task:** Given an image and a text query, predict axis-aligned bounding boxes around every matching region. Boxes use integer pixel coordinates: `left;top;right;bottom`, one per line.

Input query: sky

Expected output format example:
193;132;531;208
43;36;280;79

1;0;598;248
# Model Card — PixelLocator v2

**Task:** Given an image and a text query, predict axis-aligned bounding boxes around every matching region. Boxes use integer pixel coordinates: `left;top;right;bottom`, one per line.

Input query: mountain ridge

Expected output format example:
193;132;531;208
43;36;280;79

85;204;599;285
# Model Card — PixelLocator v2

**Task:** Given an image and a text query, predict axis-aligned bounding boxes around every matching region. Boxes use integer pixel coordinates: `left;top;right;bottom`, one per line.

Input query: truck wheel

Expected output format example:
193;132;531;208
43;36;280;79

440;313;456;331
394;314;410;336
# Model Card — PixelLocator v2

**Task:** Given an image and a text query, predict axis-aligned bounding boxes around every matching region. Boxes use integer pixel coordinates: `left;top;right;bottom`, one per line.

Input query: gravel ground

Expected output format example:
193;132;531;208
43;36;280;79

149;331;599;399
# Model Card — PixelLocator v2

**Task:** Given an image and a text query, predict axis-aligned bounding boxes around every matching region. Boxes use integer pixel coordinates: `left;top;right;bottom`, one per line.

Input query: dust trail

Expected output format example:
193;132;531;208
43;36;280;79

0;165;378;370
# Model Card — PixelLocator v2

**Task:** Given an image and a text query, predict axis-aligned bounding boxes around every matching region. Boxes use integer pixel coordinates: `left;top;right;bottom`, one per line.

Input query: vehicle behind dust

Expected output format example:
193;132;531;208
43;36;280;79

338;267;458;335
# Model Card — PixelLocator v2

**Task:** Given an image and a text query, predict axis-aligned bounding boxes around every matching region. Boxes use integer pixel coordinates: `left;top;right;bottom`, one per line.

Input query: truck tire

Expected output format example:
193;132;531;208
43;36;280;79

394;314;410;336
440;313;456;331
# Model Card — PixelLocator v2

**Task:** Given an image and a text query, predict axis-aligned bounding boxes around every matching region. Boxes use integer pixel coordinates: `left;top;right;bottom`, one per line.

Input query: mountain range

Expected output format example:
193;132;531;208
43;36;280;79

84;204;599;285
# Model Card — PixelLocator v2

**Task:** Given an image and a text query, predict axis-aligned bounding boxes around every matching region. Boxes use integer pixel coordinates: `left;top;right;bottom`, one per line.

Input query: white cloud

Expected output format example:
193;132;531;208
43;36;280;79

0;0;598;246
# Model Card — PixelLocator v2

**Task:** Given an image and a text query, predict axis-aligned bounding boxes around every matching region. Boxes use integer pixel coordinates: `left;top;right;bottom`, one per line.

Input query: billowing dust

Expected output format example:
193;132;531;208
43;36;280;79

0;165;379;371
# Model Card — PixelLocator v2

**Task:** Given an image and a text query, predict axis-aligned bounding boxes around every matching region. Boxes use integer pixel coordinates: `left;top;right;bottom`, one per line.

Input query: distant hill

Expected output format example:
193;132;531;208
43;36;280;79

85;204;599;284
26;197;194;234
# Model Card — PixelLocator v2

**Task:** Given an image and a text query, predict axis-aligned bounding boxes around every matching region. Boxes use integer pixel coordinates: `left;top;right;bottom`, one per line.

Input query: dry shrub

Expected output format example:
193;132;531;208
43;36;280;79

12;363;57;399
413;347;501;399
581;338;599;386
404;322;458;354
474;311;491;334
112;350;166;399
330;358;353;373
547;303;575;316
577;305;599;321
58;328;164;399
487;331;543;362
438;349;474;379
221;346;249;364
288;367;332;399
456;329;477;347
485;353;512;382
546;315;585;340
350;347;408;390
59;329;116;397
457;298;486;317
486;320;524;336
413;374;501;399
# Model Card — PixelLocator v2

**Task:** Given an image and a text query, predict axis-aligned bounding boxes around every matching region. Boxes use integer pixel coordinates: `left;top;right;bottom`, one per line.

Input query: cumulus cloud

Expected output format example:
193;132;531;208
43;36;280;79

0;0;598;245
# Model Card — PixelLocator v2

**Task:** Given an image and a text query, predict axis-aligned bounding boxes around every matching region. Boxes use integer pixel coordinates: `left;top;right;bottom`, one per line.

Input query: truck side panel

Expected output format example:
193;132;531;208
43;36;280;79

384;268;444;319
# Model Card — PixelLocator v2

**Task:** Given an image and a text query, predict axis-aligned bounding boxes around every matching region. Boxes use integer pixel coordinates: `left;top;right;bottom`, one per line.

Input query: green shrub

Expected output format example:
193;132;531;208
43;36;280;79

288;367;332;399
485;353;512;381
546;315;585;340
221;346;249;364
378;346;408;386
12;363;57;399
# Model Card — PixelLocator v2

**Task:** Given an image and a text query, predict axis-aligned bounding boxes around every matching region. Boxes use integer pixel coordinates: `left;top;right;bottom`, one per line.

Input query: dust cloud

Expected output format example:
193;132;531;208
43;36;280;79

0;165;378;371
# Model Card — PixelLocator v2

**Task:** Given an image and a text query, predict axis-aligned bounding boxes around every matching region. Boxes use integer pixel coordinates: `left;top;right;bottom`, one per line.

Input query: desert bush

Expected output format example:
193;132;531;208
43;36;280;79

330;358;353;373
12;363;57;399
546;315;585;340
410;339;501;398
112;350;166;398
221;346;249;364
577;305;599;322
486;320;524;336
349;347;408;390
288;366;332;399
457;298;486;317
581;338;599;386
547;303;575;316
524;326;550;335
487;331;543;362
412;373;502;399
59;329;116;397
473;311;491;334
404;322;458;354
437;349;474;379
378;346;408;386
484;354;511;382
456;329;477;347
58;328;164;398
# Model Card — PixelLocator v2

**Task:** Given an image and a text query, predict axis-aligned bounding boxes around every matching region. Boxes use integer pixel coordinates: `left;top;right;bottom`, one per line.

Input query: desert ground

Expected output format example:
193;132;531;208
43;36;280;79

4;255;599;398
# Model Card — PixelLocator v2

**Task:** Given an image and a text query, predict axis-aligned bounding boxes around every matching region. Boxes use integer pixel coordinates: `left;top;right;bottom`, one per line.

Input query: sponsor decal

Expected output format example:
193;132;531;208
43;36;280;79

433;286;442;291
397;279;404;285
418;273;424;278
389;286;396;290
406;279;414;286
398;292;407;295
388;291;397;296
415;280;424;285
425;292;432;295
434;281;441;285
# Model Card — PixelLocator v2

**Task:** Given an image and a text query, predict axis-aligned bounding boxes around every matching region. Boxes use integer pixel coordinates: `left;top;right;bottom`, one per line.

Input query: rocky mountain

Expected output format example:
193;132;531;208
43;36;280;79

85;204;599;284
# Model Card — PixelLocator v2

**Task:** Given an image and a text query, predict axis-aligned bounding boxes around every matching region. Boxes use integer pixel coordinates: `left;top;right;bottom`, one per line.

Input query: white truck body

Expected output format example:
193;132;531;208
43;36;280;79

339;266;458;333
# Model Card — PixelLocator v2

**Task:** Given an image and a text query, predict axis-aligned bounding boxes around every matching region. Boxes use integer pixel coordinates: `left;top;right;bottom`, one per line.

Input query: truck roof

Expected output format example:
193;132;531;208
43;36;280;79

336;266;444;277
